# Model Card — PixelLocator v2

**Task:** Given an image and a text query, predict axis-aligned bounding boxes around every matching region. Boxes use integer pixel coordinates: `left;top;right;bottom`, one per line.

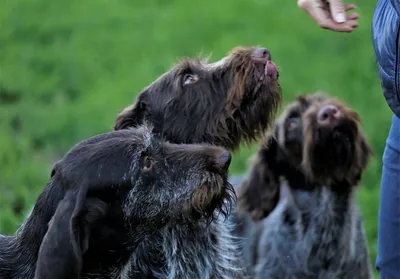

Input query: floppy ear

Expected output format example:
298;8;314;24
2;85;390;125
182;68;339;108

114;100;147;131
348;133;374;186
34;186;107;279
236;128;282;221
358;133;374;171
114;99;166;137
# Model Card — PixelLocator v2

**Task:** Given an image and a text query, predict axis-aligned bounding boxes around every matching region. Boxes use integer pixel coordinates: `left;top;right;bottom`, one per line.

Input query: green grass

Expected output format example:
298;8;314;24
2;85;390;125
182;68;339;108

0;0;387;277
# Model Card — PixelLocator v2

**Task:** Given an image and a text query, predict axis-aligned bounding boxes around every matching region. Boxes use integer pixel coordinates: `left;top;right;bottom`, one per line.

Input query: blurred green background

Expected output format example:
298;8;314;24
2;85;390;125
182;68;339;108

0;0;388;277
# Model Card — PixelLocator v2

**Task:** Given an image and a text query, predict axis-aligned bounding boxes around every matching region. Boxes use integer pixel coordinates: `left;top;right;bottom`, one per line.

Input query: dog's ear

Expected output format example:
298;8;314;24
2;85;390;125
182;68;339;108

348;133;374;186
34;187;108;279
236;128;282;221
114;100;147;131
358;133;374;171
114;99;166;137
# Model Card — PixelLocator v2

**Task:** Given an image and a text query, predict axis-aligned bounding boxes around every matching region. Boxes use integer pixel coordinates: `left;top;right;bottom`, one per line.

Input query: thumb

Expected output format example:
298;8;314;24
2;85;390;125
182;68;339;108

328;0;346;23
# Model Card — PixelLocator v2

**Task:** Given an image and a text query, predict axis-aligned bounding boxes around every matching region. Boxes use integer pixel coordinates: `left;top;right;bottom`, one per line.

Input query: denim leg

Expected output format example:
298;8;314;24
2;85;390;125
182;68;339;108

229;174;247;189
376;114;400;278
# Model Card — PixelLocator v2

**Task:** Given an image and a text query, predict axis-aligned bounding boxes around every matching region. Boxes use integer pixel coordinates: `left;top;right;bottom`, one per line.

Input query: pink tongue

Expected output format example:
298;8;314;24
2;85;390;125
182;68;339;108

265;61;278;79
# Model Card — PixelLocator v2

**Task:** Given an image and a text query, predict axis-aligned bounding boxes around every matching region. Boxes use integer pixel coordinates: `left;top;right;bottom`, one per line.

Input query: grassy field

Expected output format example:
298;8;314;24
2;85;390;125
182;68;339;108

0;0;388;277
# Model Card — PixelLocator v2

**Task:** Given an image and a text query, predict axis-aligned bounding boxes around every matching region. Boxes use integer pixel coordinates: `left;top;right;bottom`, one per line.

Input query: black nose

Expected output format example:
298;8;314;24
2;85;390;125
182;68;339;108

216;150;232;171
317;105;341;124
252;47;271;60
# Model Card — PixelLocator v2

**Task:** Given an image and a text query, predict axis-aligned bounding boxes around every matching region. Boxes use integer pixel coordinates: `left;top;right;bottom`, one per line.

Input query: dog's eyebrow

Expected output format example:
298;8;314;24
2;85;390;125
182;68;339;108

205;57;228;70
286;108;302;119
174;59;204;76
287;111;300;119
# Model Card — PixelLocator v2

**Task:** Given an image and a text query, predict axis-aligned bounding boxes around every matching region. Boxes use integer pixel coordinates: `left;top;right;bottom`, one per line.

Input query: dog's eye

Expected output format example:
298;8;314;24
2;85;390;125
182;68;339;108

142;156;154;172
287;118;299;130
50;168;56;178
183;74;199;85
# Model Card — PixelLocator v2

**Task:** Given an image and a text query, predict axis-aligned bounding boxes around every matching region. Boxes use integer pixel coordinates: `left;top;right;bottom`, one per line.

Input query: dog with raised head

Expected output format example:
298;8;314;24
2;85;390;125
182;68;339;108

0;124;233;279
114;46;281;151
113;46;282;279
237;93;374;279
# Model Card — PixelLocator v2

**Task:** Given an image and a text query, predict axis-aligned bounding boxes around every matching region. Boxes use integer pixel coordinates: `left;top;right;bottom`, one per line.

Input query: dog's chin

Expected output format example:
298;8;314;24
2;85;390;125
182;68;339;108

304;126;359;184
318;119;359;148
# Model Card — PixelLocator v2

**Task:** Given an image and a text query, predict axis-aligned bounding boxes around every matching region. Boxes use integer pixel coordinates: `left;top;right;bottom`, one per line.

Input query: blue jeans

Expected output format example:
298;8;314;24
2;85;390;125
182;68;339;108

372;0;400;277
376;115;400;278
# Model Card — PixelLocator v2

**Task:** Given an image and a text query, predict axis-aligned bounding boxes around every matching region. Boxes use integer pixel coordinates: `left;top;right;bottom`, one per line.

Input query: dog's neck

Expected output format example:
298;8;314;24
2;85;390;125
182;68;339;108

81;217;164;277
284;167;354;194
130;208;243;279
163;215;241;279
285;177;355;244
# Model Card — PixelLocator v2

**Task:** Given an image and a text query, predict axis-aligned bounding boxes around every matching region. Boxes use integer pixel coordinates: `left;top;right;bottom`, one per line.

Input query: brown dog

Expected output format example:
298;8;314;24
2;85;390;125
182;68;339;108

237;92;374;279
113;46;282;279
114;46;281;151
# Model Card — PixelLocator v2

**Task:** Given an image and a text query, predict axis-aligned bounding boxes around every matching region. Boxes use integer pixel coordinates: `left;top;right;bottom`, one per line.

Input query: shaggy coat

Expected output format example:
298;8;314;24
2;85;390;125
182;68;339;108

114;46;281;151
237;93;374;279
0;125;233;279
114;46;282;279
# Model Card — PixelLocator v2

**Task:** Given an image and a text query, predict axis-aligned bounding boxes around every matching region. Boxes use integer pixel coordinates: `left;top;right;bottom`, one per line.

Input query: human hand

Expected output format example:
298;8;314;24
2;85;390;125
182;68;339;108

298;0;359;32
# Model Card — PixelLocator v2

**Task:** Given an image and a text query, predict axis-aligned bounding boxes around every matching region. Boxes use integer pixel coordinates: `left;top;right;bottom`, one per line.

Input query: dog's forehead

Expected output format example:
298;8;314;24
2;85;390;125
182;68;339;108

149;50;248;81
301;93;330;108
280;93;330;120
204;47;256;70
175;55;233;73
205;57;230;70
319;97;347;109
176;58;229;74
277;101;302;124
147;47;258;83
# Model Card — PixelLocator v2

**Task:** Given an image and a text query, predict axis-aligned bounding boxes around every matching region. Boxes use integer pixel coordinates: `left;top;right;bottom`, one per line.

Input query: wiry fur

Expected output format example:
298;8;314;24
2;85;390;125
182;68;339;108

113;46;282;279
114;46;281;151
0;124;234;279
130;215;241;279
237;93;374;279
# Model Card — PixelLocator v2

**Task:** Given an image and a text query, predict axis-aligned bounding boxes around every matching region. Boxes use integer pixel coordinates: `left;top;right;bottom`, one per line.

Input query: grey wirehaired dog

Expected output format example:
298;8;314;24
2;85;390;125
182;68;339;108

114;46;282;279
237;93;374;279
0;124;233;279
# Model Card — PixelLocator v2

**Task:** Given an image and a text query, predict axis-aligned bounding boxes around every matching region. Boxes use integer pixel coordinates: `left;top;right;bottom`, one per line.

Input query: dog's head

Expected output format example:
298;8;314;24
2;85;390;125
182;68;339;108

235;94;321;221
34;124;233;278
269;94;330;175
263;92;372;186
237;93;373;221
114;46;282;150
301;94;373;186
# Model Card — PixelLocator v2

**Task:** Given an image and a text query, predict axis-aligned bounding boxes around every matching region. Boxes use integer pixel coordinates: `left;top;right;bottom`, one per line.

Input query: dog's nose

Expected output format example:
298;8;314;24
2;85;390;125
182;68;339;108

252;47;271;60
317;105;341;124
216;150;232;171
